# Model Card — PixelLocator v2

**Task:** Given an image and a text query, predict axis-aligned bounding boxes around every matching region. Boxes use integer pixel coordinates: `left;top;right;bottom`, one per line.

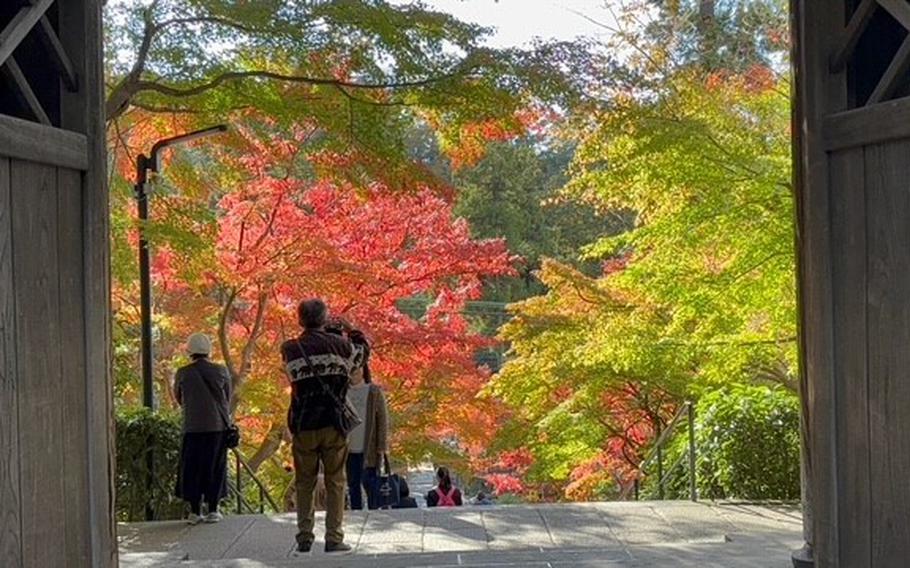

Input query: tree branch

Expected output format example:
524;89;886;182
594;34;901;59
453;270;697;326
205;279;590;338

155;15;282;37
218;287;239;381
131;70;457;100
247;421;285;473
235;290;269;405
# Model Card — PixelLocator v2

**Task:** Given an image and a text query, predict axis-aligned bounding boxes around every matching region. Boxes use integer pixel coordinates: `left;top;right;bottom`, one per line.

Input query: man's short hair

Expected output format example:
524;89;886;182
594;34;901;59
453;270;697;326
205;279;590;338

298;299;328;329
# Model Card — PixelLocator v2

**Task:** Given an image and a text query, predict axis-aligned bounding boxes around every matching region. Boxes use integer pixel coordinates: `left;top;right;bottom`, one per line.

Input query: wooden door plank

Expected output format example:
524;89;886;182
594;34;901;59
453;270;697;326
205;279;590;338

0;114;88;171
865;140;910;566
57;168;90;566
0;158;21;567
10;160;66;568
795;2;847;565
829;149;871;567
59;0;117;564
824;98;910;151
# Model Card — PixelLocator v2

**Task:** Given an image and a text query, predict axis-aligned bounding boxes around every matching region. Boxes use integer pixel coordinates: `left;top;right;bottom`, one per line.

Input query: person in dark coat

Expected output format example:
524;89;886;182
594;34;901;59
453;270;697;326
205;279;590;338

174;333;232;525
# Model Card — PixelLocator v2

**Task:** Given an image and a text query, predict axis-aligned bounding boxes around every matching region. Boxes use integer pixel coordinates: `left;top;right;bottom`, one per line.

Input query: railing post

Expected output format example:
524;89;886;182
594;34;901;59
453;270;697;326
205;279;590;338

145;433;155;521
634;478;640;501
236;450;242;514
656;420;665;500
260;486;265;514
687;402;697;502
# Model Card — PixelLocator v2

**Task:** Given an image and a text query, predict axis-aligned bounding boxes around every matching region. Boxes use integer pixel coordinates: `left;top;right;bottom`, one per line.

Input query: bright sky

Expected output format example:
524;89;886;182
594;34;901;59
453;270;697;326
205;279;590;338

409;0;612;48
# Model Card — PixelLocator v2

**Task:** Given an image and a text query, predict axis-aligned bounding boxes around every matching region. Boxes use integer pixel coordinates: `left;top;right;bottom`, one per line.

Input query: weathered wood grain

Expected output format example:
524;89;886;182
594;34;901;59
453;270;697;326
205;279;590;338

0;158;21;567
795;3;846;566
10;160;66;567
829;148;871;567
57;168;90;566
824;98;910;151
0;114;87;170
865;140;910;566
60;0;117;564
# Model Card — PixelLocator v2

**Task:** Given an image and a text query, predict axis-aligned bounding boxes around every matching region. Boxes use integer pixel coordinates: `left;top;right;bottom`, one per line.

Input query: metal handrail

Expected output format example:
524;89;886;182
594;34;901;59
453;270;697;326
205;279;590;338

229;447;281;514
639;402;690;472
635;401;698;502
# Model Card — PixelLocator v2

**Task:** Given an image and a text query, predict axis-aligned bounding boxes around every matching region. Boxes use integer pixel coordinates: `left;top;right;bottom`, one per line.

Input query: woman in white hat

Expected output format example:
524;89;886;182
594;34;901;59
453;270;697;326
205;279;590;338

174;333;232;524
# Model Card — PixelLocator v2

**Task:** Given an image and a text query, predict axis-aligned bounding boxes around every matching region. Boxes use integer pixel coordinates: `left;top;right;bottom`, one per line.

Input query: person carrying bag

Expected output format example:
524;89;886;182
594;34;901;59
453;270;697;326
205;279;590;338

281;299;365;555
344;335;392;510
174;333;233;524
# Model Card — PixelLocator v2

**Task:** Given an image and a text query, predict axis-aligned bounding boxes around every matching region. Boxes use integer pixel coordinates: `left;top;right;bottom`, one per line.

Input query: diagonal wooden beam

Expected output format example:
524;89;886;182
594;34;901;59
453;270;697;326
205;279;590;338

878;0;910;30
2;57;51;125
24;0;77;91
0;0;55;68
867;33;910;104
34;15;78;91
831;0;878;72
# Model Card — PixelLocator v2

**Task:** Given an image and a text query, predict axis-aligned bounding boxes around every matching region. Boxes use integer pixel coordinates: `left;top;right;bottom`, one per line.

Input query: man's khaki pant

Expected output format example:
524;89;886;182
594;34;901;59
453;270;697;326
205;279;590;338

292;426;348;546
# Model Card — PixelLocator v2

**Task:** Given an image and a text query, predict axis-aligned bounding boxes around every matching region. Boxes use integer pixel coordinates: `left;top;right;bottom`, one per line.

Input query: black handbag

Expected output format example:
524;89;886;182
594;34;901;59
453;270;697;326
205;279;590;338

296;340;363;436
196;365;240;449
376;455;401;509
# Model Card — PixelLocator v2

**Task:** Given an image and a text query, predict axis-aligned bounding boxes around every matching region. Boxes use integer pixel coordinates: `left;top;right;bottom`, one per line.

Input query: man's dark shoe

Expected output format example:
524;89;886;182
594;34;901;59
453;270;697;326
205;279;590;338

295;541;313;554
324;541;352;553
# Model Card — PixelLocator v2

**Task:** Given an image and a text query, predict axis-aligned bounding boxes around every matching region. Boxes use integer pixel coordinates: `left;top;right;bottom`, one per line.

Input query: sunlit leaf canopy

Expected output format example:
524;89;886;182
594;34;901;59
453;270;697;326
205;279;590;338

481;0;795;499
104;0;607;181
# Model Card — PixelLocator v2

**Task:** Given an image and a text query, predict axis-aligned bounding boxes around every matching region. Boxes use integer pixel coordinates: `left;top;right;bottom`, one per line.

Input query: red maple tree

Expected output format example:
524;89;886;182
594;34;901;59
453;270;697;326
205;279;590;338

120;123;517;477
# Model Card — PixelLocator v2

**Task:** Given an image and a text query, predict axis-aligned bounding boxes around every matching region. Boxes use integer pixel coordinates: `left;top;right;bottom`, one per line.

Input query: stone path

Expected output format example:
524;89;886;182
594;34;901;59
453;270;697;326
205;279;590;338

119;501;803;567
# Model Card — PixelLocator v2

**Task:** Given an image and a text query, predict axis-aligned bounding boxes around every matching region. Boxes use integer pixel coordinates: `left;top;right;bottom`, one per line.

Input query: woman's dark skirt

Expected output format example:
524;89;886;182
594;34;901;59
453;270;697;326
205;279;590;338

175;431;229;505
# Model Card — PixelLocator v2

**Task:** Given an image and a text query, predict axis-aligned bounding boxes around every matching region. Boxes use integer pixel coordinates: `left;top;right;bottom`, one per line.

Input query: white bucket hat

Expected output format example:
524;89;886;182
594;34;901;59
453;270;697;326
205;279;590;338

187;333;212;356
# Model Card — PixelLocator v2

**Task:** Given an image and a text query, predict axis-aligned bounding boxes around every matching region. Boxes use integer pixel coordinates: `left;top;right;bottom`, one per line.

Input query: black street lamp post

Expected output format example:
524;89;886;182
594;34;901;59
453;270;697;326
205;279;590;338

134;124;227;520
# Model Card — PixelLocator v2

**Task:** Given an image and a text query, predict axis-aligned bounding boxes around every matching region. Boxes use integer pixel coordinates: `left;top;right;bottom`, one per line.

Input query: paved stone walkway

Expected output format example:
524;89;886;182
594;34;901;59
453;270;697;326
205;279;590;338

119;501;803;567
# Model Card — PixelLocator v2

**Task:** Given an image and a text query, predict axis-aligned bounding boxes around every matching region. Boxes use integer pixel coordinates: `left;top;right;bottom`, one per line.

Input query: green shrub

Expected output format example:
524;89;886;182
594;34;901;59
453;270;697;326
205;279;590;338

643;384;800;501
115;407;185;521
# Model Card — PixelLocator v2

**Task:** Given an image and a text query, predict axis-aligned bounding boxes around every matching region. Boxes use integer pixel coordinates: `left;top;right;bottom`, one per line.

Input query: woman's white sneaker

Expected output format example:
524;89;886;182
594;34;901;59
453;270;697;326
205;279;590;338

203;511;224;523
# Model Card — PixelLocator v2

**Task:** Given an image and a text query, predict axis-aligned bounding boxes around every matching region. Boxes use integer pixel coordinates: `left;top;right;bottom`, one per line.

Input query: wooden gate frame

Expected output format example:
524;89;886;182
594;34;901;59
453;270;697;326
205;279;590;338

795;1;910;566
0;1;114;566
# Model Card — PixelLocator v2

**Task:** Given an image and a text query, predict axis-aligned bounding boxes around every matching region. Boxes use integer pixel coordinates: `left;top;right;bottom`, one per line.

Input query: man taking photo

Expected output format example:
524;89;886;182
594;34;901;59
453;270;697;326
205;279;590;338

281;299;364;554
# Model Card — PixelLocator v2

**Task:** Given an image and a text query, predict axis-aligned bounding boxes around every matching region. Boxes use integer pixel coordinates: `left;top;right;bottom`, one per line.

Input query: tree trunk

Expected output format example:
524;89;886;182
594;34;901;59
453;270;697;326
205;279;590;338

697;0;717;63
247;422;286;473
698;0;715;23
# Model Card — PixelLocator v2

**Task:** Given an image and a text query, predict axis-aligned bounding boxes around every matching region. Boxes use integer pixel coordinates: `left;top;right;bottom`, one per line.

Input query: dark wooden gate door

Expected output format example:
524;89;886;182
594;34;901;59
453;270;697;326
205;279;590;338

0;1;114;567
796;1;910;566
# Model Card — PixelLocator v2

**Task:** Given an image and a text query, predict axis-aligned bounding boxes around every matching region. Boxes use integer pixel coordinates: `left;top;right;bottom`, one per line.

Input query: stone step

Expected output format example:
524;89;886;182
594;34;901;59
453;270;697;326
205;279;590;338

119;502;803;568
